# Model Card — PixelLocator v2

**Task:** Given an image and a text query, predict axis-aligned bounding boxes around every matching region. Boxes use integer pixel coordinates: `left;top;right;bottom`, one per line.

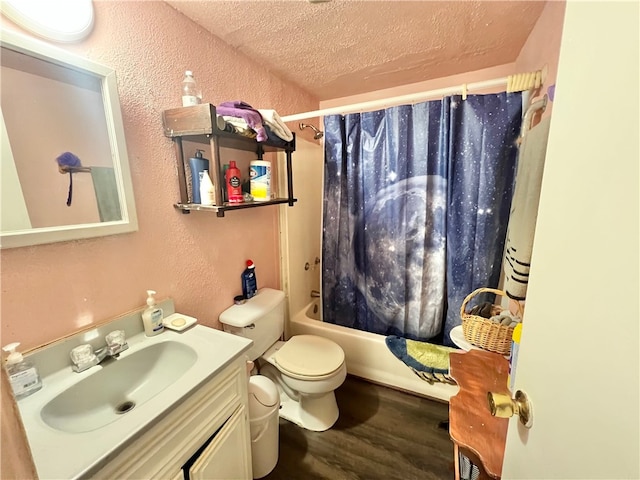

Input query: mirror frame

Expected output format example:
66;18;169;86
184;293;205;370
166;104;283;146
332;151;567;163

0;29;138;249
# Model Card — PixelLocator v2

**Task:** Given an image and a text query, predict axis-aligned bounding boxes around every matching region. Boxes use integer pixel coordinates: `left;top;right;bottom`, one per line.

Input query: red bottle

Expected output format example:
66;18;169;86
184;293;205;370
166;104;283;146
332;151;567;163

225;161;243;203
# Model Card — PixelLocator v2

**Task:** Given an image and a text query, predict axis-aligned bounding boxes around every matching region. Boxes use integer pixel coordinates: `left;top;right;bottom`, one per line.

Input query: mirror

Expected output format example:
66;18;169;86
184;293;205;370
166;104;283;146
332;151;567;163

0;29;137;248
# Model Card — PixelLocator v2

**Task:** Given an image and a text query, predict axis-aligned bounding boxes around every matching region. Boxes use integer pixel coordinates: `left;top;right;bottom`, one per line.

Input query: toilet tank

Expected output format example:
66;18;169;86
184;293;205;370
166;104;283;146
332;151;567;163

219;288;286;361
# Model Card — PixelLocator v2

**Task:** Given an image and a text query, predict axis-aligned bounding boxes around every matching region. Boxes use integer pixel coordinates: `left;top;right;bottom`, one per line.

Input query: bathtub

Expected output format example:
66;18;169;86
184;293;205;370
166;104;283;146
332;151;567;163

288;300;458;402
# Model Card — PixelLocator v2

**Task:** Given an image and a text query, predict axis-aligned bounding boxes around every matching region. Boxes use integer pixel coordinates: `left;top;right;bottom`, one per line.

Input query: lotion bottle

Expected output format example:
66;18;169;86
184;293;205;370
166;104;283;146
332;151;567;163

2;342;42;400
199;169;215;206
142;290;164;336
189;149;209;204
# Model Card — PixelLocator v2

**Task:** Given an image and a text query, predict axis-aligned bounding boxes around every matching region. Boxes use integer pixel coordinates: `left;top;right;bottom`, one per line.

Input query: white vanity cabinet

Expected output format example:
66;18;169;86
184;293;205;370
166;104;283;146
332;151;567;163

91;357;252;480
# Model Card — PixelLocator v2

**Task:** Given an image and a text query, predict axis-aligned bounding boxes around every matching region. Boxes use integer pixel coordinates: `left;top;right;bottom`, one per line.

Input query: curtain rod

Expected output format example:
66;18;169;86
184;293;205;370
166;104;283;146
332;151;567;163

282;70;542;122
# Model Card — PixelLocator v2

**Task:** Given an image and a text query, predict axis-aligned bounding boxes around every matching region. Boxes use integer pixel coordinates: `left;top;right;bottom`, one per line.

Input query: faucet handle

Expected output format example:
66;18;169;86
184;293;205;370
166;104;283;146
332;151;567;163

70;344;98;372
70;344;95;364
105;330;125;346
105;330;128;355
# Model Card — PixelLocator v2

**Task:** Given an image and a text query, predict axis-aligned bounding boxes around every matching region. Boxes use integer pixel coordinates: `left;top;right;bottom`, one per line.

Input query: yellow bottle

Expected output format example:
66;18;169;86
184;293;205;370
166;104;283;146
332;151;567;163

508;323;522;392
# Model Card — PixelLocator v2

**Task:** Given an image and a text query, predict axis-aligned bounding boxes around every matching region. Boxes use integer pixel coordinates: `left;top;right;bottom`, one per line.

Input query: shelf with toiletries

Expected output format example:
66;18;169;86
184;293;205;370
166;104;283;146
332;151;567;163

162;103;297;217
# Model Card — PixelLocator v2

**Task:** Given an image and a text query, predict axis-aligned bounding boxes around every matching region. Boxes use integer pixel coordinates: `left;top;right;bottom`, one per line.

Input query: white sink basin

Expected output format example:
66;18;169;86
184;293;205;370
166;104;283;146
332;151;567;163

40;341;197;433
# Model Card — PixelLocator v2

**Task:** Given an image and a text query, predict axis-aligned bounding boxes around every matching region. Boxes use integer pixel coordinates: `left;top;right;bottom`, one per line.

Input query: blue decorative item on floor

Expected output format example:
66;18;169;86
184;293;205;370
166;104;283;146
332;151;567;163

385;335;459;385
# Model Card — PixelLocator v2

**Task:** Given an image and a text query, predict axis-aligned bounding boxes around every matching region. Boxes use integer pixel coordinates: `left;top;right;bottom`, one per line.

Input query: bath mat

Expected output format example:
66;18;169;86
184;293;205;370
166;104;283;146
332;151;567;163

385;336;458;385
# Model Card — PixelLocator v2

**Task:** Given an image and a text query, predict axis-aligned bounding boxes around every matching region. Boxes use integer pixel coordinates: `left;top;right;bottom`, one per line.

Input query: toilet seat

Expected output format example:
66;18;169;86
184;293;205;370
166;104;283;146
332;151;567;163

273;335;345;380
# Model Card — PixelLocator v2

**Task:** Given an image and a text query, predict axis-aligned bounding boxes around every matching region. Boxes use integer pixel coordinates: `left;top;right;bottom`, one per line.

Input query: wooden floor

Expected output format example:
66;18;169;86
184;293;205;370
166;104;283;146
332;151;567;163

263;375;454;480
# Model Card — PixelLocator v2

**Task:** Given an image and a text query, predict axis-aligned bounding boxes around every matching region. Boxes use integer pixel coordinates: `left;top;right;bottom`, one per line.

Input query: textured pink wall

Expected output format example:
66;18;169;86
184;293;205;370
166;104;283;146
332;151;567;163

320;63;516;110
0;2;318;351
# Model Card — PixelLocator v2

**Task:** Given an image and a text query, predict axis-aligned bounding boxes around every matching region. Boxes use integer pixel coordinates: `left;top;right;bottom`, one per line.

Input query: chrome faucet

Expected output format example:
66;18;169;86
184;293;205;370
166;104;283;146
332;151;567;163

70;330;128;373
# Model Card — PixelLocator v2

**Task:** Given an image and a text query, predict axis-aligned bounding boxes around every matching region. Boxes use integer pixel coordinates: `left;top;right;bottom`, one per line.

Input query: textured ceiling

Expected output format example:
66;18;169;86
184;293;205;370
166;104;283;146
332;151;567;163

165;1;546;100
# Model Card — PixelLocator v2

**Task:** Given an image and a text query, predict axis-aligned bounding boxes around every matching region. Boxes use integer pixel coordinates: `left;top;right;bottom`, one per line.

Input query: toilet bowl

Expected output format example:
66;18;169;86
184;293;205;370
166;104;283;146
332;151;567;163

219;288;347;432
259;336;347;432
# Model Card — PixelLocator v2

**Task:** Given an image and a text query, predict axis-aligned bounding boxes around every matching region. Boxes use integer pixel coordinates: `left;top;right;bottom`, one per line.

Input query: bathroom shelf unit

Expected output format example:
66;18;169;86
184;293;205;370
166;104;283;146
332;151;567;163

162;103;297;217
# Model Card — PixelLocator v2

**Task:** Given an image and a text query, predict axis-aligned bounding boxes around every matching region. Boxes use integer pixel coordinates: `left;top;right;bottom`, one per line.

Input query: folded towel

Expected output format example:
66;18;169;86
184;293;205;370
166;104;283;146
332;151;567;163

264;125;290;147
503;116;551;300
385;336;458;385
217;101;267;142
258;109;293;142
90;167;121;222
222;116;258;139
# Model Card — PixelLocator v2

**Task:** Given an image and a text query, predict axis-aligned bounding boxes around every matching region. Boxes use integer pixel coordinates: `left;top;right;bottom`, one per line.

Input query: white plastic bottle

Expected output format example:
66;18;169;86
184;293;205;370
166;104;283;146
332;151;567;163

2;342;42;400
142;290;164;336
181;70;201;107
199;169;215;206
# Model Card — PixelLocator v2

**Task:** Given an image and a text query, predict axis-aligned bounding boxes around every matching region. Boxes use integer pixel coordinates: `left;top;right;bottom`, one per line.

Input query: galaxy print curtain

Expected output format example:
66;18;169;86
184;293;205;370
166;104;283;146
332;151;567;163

322;92;522;345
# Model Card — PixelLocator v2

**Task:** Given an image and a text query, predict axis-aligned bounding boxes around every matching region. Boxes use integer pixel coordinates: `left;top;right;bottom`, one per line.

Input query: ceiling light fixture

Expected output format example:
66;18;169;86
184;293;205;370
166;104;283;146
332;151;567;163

0;0;94;43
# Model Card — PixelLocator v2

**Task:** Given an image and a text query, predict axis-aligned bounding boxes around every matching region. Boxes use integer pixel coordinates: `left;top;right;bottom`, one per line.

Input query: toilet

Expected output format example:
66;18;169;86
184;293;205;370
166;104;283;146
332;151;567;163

220;288;347;432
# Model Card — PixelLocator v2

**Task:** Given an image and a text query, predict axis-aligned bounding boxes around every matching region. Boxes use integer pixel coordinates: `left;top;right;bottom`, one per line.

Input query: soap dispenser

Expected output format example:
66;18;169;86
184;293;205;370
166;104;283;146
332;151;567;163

2;342;42;400
142;290;164;336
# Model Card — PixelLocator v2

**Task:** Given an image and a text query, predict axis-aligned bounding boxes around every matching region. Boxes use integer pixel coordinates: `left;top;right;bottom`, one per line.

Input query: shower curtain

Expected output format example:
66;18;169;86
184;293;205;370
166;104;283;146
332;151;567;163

322;93;522;345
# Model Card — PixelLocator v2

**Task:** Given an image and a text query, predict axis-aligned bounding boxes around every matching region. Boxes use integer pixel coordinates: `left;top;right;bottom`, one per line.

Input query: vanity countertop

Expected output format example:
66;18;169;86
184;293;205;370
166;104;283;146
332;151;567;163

16;324;251;479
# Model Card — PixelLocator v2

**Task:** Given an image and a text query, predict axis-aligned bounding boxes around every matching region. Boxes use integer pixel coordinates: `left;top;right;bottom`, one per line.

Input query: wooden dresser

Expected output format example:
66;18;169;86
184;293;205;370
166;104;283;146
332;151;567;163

449;349;510;480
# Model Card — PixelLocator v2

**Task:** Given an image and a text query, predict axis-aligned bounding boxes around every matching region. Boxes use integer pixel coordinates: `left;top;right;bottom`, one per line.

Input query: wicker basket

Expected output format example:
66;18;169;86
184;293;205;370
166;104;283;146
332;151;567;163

460;287;520;355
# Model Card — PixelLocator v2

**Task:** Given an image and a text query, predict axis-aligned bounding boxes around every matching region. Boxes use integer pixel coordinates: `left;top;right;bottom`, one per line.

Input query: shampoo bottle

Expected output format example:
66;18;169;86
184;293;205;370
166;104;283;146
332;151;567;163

241;260;257;299
226;161;244;203
2;342;42;400
142;290;164;336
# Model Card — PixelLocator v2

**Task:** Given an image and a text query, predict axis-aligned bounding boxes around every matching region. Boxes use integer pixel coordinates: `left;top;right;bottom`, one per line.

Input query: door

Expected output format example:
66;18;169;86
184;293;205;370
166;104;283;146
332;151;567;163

188;406;252;480
501;2;639;478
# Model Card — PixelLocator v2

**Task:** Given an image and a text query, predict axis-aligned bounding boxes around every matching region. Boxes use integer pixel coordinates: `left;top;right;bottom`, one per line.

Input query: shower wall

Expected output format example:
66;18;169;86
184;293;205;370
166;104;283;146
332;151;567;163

278;137;324;328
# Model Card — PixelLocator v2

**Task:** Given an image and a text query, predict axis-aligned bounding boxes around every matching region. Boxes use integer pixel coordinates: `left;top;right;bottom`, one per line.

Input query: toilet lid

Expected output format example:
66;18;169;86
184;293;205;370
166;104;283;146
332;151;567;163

274;335;345;377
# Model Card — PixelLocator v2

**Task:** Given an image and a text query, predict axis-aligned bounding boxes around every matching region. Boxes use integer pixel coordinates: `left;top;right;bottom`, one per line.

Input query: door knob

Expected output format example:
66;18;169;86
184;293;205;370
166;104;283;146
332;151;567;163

487;390;533;428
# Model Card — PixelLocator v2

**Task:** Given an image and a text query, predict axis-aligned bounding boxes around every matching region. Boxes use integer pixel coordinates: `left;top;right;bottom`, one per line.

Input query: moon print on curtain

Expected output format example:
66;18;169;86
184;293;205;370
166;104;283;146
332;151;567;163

322;92;522;344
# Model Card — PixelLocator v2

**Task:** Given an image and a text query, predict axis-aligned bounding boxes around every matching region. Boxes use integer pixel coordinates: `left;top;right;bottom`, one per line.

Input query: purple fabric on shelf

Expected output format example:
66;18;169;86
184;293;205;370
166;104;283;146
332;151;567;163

217;101;267;142
220;100;254;110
